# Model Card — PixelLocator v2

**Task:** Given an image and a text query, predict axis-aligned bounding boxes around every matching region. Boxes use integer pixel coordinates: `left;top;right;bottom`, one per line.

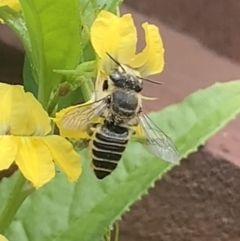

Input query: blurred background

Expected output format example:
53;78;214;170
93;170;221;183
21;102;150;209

0;1;240;240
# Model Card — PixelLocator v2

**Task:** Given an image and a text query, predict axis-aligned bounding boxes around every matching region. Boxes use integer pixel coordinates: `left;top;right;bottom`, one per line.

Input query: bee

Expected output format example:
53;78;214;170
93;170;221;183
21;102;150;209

59;55;179;179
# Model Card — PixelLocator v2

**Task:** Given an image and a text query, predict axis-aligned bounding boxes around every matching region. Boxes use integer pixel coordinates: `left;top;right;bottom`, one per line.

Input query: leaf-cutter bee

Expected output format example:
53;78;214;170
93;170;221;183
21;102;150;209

59;55;179;179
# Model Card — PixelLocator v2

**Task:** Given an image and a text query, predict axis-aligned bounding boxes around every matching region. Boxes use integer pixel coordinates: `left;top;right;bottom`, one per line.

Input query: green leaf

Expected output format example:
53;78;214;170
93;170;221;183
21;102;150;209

57;87;84;110
18;0;81;108
79;0;123;32
53;61;96;105
6;81;240;241
79;0;124;61
23;55;38;98
0;172;19;215
53;61;96;83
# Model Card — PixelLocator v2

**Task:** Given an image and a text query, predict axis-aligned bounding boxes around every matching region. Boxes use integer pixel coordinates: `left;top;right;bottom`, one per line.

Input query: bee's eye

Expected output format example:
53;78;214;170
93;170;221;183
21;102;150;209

135;83;143;93
110;72;121;81
102;80;109;91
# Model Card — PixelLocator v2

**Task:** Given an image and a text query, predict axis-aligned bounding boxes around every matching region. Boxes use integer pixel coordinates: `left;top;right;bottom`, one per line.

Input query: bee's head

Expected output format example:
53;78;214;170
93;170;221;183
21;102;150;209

109;67;143;93
106;53;143;93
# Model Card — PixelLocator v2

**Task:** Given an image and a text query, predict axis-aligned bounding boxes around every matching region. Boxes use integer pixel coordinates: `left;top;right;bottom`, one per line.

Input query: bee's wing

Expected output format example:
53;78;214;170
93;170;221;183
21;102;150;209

60;97;109;131
137;112;180;164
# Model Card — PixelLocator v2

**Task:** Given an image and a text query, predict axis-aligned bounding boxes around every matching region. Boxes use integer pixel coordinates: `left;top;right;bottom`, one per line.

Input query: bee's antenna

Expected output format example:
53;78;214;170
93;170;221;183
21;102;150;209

138;77;164;85
106;52;163;85
106;52;126;73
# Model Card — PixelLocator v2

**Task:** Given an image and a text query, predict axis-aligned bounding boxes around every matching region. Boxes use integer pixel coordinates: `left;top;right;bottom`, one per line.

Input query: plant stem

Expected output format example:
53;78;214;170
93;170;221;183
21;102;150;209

79;78;94;102
104;229;111;241
48;94;60;117
0;171;35;234
38;83;49;110
114;222;119;241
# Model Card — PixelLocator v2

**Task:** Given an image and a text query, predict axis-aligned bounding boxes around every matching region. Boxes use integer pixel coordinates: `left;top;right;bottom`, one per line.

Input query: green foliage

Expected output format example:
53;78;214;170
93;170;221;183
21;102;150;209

54;61;96;106
54;61;97;82
23;56;38;97
18;0;81;108
2;80;240;241
79;0;124;61
0;0;123;110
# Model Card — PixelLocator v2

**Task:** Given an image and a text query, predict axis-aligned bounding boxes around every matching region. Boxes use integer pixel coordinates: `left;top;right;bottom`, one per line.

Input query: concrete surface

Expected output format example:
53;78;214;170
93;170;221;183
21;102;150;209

121;149;240;241
121;4;240;166
125;0;240;63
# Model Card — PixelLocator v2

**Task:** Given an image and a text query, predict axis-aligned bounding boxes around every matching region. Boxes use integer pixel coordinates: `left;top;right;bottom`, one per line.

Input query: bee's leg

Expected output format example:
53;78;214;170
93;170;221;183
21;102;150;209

127;116;139;127
87;123;99;137
129;128;136;135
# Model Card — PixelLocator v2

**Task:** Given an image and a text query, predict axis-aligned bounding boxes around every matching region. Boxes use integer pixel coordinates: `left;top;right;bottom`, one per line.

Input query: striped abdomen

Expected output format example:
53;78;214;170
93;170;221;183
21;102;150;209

91;122;129;179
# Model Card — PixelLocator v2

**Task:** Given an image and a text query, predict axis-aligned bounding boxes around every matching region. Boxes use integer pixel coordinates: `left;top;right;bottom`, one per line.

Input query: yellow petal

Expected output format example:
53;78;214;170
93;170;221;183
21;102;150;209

10;91;51;136
0;234;9;241
94;70;115;100
43;135;81;182
0;83;27;135
94;71;106;100
15;137;55;189
90;10;117;58
0;0;20;11
132;124;145;138
0;135;17;170
0;84;28;135
59;128;90;139
0;83;51;136
9;85;32;135
58;127;91;139
130;23;164;77
10;2;20;11
24;92;51;136
0;83;14;134
91;10;137;74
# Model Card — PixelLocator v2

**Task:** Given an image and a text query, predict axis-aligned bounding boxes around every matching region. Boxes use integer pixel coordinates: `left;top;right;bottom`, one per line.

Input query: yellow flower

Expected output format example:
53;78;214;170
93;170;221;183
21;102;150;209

0;0;20;11
0;83;81;189
90;10;164;78
0;234;9;241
